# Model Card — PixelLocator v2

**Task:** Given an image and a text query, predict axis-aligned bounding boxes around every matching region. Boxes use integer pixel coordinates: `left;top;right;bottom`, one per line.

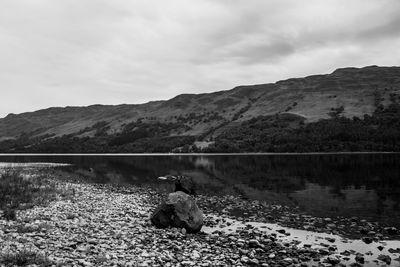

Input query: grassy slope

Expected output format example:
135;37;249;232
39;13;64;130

0;66;399;141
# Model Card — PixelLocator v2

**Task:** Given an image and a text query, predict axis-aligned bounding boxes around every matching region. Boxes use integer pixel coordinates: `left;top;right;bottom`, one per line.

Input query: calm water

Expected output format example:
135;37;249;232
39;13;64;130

1;154;400;226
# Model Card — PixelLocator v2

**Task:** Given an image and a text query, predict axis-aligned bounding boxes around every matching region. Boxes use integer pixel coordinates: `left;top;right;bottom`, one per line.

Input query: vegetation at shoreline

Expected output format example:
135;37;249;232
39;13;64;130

0;250;54;267
0;170;73;220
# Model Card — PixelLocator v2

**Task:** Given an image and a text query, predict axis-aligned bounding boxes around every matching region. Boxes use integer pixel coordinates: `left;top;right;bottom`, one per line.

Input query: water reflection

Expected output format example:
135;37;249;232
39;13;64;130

1;154;400;225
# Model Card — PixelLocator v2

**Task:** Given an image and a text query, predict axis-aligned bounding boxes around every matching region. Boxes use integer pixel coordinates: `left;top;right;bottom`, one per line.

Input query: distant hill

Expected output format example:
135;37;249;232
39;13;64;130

1;65;400;153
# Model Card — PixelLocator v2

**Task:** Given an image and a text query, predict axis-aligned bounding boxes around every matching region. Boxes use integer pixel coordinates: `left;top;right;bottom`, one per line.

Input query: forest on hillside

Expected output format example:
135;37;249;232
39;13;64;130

0;99;399;153
204;102;400;152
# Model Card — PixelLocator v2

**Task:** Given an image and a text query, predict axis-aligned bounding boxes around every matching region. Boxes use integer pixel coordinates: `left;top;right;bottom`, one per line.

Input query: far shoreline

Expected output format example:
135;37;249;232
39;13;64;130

0;151;400;156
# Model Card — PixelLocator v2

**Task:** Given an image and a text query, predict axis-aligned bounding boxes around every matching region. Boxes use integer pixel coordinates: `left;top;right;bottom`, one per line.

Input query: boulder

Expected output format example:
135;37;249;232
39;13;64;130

151;191;203;232
157;174;197;195
175;175;196;195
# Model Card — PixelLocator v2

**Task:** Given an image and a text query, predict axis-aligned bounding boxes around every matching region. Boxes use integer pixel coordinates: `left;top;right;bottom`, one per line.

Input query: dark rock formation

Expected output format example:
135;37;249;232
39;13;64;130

174;175;196;195
158;175;197;195
151;191;203;233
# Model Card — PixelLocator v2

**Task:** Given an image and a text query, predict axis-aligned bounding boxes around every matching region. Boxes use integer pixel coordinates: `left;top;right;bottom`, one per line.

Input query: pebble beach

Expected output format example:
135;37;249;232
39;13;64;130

1;174;400;266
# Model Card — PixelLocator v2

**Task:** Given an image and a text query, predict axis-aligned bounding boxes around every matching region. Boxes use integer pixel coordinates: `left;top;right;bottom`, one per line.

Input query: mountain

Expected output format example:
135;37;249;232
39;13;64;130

1;65;400;152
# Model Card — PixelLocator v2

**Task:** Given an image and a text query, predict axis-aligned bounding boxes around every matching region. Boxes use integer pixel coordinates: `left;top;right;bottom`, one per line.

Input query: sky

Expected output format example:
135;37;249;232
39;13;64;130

1;0;400;117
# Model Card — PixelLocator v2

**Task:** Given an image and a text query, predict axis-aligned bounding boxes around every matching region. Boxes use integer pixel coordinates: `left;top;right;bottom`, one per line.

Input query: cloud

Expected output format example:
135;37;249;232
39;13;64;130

0;0;399;117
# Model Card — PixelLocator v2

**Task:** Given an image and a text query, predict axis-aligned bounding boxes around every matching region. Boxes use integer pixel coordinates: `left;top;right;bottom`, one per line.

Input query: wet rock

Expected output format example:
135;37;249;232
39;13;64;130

191;250;201;260
326;255;340;265
377;254;391;265
319;248;329;255
328;246;337;252
151;191;203;233
268;253;275;259
361;236;373;244
355;254;364;264
248;239;261;248
283;257;293;264
388;248;400;254
326;237;336;243
65;212;78;220
326;223;336;229
240;256;249;263
385;227;398;235
340;250;351;256
248;258;259;265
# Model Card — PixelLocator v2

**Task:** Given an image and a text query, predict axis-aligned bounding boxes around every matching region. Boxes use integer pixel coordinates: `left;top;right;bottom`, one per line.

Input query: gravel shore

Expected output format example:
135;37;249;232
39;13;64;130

1;180;400;266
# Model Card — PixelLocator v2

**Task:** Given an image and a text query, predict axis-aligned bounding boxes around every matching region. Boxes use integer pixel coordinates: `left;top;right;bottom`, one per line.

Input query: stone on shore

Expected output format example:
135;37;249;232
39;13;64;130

377;254;391;265
151;191;203;232
174;175;197;195
158;175;197;195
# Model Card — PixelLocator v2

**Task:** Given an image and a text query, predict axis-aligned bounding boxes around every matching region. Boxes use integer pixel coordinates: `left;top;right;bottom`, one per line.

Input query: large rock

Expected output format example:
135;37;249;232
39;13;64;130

151;191;203;232
158;175;197;195
175;175;196;195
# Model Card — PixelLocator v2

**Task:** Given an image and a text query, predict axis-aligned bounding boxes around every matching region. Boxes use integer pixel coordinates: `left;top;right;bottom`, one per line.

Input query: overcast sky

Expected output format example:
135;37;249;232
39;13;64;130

1;0;400;117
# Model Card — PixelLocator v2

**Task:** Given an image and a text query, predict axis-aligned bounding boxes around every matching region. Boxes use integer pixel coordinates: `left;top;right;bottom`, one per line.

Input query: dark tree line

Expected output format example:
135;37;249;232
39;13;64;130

204;102;400;152
0;121;195;153
1;102;399;153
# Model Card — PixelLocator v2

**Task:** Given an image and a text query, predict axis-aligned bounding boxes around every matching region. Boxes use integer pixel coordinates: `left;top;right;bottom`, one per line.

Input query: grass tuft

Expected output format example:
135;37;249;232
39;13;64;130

0;250;54;267
15;224;38;233
0;169;74;220
3;208;17;221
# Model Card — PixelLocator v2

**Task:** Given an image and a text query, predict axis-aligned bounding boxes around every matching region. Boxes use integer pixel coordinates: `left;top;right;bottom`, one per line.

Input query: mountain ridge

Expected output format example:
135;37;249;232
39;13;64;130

1;65;400;146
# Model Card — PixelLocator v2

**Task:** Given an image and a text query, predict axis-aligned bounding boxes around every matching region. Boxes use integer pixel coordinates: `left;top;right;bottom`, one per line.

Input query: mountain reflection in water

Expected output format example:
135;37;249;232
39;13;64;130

1;154;400;226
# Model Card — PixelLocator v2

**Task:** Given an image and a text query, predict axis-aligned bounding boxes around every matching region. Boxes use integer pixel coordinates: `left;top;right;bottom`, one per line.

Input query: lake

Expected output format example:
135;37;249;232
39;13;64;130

1;153;400;227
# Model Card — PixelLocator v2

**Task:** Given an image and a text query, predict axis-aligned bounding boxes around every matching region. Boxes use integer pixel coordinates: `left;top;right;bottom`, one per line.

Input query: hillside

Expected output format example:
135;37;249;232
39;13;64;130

1;65;400;152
